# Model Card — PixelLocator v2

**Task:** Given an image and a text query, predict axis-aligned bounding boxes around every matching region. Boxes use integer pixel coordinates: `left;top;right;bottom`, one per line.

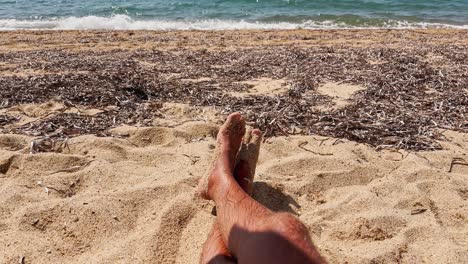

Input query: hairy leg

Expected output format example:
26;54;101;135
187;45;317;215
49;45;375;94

200;222;235;264
200;129;262;264
197;113;325;264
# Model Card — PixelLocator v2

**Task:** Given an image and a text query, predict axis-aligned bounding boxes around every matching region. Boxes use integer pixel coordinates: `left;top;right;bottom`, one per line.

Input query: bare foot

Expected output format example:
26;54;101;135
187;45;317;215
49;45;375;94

234;128;262;195
197;112;246;200
200;128;263;264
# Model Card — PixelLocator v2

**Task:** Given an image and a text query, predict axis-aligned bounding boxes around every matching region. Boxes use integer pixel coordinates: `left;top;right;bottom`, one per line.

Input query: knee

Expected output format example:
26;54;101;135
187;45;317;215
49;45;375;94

267;213;310;240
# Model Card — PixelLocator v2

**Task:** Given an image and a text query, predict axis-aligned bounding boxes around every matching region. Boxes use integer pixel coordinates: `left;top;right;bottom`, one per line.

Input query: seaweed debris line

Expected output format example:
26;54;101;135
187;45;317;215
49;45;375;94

0;30;467;151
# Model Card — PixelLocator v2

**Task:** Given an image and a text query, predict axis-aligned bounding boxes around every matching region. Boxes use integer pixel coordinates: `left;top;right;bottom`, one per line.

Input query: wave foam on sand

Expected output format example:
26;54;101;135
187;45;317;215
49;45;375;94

1;15;467;30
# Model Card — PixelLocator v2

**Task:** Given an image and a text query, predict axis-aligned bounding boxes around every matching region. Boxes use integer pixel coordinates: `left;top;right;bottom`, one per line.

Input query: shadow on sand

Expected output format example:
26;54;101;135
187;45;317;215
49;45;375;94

252;181;301;216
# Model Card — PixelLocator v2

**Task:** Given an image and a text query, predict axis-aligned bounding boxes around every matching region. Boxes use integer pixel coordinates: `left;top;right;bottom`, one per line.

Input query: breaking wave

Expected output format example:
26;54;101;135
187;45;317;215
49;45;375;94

1;15;467;30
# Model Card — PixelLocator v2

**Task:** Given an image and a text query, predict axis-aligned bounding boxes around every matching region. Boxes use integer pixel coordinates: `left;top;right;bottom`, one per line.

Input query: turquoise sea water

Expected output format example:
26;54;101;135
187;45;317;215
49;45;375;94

1;0;467;30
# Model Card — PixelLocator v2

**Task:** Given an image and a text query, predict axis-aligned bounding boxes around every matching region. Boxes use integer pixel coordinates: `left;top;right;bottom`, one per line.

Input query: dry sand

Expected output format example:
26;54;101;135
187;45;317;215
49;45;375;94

1;29;467;52
0;102;467;263
0;29;467;263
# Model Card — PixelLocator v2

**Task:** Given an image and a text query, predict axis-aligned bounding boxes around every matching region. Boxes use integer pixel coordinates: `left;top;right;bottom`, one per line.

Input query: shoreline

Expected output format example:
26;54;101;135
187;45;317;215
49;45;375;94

1;29;467;53
1;15;467;31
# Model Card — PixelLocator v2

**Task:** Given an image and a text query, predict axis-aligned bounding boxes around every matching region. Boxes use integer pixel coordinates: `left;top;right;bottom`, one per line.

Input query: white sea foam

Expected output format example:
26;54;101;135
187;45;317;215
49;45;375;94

0;15;466;30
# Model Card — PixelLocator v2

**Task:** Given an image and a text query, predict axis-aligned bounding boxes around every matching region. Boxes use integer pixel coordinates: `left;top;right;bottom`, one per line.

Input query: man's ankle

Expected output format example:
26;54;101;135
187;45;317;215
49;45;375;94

212;175;243;204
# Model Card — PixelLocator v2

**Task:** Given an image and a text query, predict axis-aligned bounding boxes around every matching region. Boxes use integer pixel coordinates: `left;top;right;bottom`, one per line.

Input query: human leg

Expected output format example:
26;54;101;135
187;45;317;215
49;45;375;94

198;113;325;264
200;128;262;264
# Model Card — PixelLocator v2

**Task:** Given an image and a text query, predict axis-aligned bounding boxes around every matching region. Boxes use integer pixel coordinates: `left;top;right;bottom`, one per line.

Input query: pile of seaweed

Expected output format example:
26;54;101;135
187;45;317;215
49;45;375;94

0;114;18;126
0;44;466;151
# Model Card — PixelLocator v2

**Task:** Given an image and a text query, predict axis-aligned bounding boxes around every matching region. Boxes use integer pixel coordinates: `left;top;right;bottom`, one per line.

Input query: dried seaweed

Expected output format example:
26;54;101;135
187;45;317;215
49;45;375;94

448;157;468;173
0;34;466;151
0;114;19;127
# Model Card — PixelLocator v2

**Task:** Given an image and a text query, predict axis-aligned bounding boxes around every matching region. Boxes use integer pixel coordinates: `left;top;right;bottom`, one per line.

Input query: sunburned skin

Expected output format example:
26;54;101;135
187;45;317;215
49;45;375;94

196;113;246;201
200;127;263;264
197;113;326;264
234;128;262;195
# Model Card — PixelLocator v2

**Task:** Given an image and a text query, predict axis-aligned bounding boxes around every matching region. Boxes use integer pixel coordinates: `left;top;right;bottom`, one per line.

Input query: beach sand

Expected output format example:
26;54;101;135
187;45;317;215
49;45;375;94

0;30;467;263
0;107;467;263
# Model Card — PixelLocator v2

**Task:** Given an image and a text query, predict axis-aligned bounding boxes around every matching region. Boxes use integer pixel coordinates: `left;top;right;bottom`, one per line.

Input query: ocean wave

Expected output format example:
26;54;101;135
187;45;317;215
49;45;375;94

0;15;466;30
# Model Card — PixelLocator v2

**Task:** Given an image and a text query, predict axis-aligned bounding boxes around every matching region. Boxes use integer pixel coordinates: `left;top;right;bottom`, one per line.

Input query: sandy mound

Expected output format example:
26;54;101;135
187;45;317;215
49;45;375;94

0;112;467;263
230;78;290;97
315;82;366;110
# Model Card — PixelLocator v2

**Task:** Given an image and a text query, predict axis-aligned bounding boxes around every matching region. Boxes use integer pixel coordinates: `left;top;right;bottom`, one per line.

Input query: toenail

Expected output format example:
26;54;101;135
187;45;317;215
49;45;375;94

252;129;261;135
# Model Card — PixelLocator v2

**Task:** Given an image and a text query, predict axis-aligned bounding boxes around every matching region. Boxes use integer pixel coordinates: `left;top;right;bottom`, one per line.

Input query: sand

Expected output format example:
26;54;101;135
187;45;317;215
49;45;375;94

1;29;467;53
315;82;366;110
0;101;467;263
0;29;467;263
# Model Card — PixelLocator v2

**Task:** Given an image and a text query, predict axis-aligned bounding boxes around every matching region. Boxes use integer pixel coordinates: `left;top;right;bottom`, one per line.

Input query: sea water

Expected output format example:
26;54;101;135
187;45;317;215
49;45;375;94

1;0;467;30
